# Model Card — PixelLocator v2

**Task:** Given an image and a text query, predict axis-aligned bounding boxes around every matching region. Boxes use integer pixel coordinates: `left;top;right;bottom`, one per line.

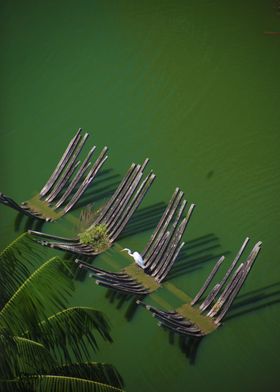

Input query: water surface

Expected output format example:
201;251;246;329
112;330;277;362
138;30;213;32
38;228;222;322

0;1;280;391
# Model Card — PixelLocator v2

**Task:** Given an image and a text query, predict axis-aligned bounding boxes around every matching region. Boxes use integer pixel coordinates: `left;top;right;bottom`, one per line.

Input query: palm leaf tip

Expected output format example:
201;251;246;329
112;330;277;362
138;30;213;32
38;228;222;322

0;334;55;380
2;375;124;392
50;362;124;389
0;232;45;307
24;307;112;363
0;257;75;336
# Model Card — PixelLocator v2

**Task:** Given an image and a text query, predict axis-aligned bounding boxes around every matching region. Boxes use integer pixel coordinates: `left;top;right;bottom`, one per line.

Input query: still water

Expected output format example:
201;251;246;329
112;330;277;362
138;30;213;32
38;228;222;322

0;1;280;391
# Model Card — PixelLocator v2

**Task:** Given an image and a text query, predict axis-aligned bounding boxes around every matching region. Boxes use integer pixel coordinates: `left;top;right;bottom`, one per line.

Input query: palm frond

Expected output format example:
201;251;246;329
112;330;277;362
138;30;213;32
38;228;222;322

0;233;44;308
14;337;56;375
24;307;112;363
50;362;124;389
1;375;124;392
0;257;74;336
0;331;19;379
0;379;24;392
0;334;55;379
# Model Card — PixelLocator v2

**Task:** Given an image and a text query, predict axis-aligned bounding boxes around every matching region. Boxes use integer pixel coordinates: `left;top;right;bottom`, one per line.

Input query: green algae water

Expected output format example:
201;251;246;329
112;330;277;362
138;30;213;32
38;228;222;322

1;1;280;391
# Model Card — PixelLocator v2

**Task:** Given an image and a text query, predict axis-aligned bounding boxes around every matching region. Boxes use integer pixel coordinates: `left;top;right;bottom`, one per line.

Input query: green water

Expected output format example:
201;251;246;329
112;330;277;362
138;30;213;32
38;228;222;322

1;1;280;391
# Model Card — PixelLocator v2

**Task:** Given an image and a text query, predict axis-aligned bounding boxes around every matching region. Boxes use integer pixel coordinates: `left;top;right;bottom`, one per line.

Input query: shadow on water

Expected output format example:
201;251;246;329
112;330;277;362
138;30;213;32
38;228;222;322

68;253;98;282
160;284;280;365
104;287;204;364
119;202;167;240
14;212;45;233
105;290;144;322
167;331;203;365
168;233;230;280
224;282;280;321
72;168;121;211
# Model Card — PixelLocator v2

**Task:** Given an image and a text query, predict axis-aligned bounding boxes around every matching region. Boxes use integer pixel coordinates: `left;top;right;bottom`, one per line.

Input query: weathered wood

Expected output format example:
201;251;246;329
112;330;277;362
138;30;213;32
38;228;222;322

142;188;181;260
146;202;185;275
55;146;96;208
199;283;220;312
197;237;250;311
191;256;225;307
102;164;142;225
40;128;82;197
214;242;262;324
207;263;245;318
140;240;262;338
172;199;187;229
106;159;149;227
144;191;184;267
1;129;107;221
142;188;180;257
46;160;81;203
77;260;129;277
106;168;144;230
29;159;155;254
145;231;171;272
46;132;89;202
28;230;78;243
102;158;149;226
74;188;193;295
137;303;206;336
151;221;184;277
191;256;225;305
0;193;40;219
97;280;149;295
155;204;195;281
95;274;142;287
157;241;185;282
64;152;108;213
109;172;156;241
93;163;137;225
147;199;187;273
24;195;63;221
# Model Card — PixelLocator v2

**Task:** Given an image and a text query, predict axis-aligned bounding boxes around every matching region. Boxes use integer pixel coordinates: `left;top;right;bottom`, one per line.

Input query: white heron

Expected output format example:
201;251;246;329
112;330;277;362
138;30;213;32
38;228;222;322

122;248;145;268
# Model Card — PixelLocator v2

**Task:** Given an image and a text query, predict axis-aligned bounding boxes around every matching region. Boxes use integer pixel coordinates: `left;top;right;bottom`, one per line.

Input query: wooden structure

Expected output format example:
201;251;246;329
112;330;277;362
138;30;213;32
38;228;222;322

1;128;263;341
77;188;195;294
137;240;262;337
29;159;155;255
0;129;108;221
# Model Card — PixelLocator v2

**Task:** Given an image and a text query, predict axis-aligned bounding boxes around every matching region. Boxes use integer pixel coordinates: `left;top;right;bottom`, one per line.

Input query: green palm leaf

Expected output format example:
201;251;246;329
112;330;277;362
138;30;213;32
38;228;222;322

14;337;56;375
24;307;112;362
0;239;124;390
1;375;124;392
0;331;19;379
0;256;74;336
0;233;43;308
0;334;55;379
49;362;123;389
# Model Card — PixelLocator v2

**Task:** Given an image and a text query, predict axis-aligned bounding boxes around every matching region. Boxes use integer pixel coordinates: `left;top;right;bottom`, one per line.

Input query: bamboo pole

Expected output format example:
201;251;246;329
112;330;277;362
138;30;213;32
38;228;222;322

55;146;96;208
64;153;108;213
93;163;137;224
144;191;184;267
109;172;156;241
215;242;262;323
40;128;82;197
191;256;225;307
142;188;181;259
